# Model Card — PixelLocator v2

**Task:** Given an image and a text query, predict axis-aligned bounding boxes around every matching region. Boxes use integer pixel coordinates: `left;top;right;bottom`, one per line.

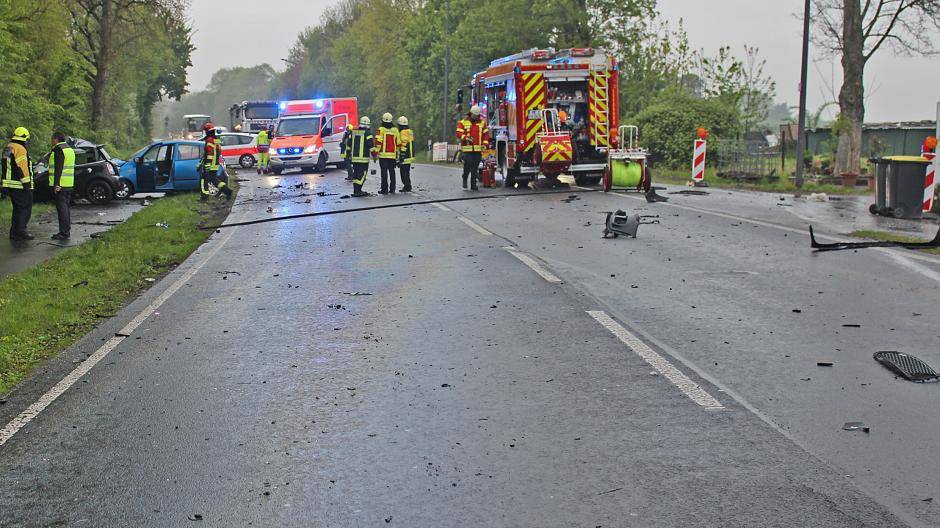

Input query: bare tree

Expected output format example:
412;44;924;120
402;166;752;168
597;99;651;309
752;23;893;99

67;0;188;129
813;0;940;176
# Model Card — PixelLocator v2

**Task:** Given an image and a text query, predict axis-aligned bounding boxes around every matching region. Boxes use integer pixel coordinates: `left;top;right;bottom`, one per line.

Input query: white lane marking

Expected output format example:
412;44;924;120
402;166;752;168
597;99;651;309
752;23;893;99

877;248;940;282
0;228;238;447
503;247;562;284
432;202;450;211
587;310;725;410
457;215;493;236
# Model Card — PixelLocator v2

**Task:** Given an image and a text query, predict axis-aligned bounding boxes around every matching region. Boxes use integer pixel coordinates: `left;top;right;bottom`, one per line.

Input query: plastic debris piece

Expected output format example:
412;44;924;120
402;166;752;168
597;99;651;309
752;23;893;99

843;422;870;433
817;362;834;367
873;351;939;382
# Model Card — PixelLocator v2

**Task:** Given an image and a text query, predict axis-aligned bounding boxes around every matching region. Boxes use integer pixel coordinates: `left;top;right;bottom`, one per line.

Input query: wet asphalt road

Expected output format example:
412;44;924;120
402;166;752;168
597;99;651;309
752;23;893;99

2;164;940;526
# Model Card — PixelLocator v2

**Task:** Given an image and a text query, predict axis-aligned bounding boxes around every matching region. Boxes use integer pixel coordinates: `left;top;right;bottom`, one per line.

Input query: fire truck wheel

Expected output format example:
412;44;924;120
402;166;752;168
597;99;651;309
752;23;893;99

575;174;602;186
504;169;517;188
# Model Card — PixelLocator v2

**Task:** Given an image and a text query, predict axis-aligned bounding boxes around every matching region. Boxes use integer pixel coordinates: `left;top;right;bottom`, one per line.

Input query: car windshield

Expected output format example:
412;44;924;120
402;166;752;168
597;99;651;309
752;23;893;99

276;116;323;137
245;105;278;120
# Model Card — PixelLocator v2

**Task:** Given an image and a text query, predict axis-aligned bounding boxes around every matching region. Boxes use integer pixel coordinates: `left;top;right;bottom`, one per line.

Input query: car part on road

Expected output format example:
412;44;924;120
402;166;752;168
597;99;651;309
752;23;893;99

669;190;710;196
602;210;660;238
645;187;669;203
205;188;599;230
809;225;940;252
843;422;870;433
873;351;939;382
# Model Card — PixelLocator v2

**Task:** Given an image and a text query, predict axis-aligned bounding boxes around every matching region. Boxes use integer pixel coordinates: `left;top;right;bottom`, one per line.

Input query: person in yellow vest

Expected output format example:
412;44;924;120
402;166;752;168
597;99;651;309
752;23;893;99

256;126;270;174
1;127;34;241
198;124;232;202
456;105;489;190
345;117;374;197
49;131;75;240
373;113;400;194
397;116;415;192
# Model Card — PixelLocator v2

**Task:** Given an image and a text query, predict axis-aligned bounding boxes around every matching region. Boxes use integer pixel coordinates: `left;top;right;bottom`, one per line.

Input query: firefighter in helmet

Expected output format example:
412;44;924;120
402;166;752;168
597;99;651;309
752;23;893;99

374;112;400;194
456;105;489;190
2;127;34;240
397;116;415;192
198;123;232;201
346;117;374;197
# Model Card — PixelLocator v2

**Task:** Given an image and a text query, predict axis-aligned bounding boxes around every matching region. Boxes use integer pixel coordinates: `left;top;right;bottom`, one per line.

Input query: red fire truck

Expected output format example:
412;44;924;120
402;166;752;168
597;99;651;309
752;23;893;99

467;48;619;187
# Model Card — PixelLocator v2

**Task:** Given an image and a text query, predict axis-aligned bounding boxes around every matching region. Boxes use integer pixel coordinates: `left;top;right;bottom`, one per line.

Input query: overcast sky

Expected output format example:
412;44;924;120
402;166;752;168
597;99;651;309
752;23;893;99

186;0;939;123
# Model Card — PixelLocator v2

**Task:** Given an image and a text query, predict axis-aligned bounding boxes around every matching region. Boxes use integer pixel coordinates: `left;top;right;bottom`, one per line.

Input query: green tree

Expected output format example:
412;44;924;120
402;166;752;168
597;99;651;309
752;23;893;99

635;88;741;167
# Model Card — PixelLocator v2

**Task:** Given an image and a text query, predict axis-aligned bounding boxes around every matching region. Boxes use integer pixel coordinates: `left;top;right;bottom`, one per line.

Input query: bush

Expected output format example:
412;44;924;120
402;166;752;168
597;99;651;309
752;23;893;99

633;88;741;168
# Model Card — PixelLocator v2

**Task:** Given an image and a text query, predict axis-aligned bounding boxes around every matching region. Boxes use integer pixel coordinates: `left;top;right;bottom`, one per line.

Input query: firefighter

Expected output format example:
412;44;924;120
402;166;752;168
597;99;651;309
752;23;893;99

49;131;75;240
456;105;489;190
2;127;34;241
340;124;355;181
374;112;400;194
198;124;232;201
256;126;270;174
346;117;374;197
397;116;415;192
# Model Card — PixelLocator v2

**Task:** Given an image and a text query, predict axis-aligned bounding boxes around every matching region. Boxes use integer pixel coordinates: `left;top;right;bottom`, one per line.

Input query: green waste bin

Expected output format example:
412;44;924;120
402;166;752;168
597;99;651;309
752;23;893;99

869;156;931;219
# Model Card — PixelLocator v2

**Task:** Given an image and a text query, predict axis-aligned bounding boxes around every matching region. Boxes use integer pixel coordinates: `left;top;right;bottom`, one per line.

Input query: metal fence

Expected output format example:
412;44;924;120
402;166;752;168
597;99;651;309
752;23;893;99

717;141;781;181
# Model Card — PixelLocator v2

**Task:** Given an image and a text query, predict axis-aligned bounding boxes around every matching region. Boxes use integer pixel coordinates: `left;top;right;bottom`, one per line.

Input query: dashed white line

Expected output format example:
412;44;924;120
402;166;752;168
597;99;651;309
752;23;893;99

457;215;493;236
0;228;238;447
503;247;562;283
587;310;725;410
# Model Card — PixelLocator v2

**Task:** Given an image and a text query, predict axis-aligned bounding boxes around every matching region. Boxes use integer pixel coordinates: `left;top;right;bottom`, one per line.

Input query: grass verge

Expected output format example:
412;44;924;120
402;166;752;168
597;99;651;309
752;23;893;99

655;167;872;196
0;192;232;394
849;229;940;255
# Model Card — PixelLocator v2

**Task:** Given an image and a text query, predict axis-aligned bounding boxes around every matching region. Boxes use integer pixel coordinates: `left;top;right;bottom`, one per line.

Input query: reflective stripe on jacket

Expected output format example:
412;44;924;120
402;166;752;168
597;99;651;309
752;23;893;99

398;127;415;164
456;118;489;152
49;142;76;188
349;128;374;164
1;142;32;189
375;126;400;159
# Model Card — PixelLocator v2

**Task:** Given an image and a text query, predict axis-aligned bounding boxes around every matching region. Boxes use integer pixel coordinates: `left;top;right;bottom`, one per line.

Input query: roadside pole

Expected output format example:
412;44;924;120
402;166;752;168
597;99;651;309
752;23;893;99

795;0;811;189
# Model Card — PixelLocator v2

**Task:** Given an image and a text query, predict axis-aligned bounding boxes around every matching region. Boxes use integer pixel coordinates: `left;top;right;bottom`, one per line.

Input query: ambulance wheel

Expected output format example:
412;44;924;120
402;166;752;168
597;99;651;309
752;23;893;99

239;155;255;169
314;152;328;173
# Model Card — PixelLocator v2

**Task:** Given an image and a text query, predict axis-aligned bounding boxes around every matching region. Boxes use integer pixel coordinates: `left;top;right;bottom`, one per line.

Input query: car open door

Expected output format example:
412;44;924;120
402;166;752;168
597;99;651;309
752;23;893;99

135;143;166;192
172;143;202;191
321;113;348;165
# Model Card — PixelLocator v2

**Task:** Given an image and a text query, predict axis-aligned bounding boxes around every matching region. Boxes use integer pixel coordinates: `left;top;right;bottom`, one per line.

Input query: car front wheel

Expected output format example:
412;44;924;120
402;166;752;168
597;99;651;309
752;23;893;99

86;179;114;205
114;180;133;199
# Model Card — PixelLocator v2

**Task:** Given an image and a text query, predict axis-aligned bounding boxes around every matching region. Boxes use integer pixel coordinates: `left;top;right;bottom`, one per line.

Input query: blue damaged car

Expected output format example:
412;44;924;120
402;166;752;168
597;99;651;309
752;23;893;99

119;140;223;195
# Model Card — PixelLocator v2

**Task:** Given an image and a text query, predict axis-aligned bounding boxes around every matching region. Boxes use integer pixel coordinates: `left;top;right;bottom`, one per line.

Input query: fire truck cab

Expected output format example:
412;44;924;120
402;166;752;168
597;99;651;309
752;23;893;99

269;98;358;175
469;48;619;186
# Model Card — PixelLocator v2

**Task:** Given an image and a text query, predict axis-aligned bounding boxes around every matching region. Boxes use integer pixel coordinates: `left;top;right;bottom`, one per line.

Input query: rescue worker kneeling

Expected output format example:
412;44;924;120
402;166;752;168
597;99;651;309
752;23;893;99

347;117;374;197
199;124;232;201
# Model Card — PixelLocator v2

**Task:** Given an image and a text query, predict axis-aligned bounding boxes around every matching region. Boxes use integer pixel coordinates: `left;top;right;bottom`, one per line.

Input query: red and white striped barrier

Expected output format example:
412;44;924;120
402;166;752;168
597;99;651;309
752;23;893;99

691;139;706;183
924;151;936;213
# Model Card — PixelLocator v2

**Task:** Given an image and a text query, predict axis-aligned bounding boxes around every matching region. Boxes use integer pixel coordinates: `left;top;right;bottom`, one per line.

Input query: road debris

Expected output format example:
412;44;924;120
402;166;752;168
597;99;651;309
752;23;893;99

602;210;660;238
669;190;709;196
817;362;834;367
843;422;870;433
873;351;939;382
809;225;940;252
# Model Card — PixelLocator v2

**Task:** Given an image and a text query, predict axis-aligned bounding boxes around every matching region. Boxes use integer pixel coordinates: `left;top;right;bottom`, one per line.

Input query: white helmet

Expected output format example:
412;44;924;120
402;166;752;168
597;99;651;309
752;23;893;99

470;105;481;116
382;112;393;123
397;116;408;126
360;116;371;126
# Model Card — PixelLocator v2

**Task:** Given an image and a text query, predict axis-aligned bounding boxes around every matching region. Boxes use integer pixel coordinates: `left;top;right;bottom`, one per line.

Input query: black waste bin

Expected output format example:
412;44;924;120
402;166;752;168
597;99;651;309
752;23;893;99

869;156;931;219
